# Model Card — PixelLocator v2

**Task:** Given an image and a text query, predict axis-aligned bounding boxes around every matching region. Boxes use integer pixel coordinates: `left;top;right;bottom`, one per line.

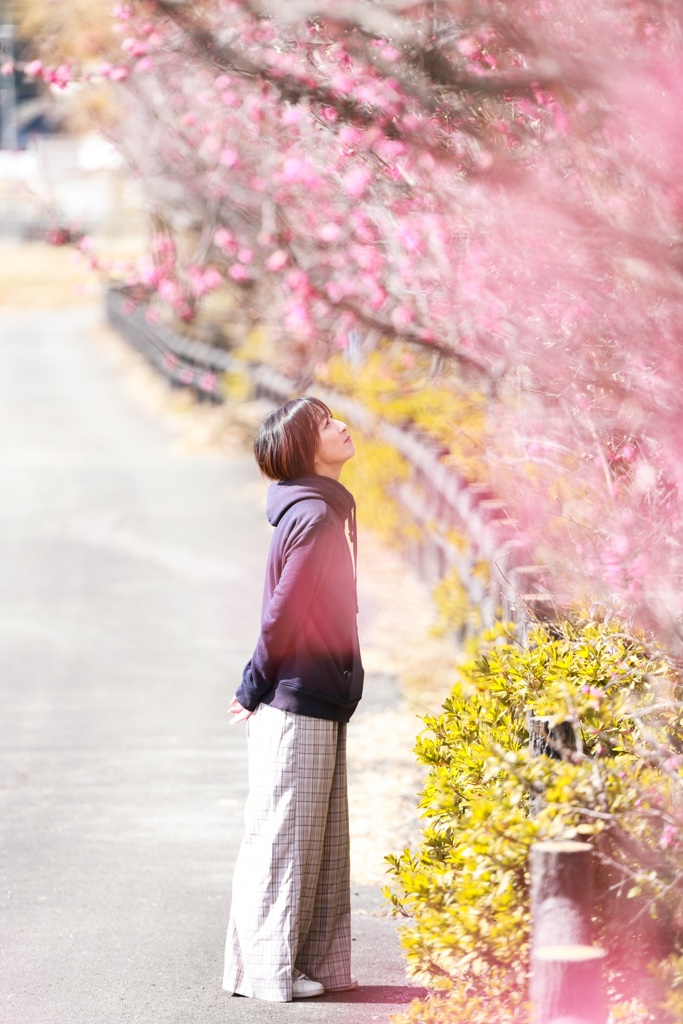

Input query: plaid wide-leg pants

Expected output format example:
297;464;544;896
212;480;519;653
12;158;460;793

222;703;352;1001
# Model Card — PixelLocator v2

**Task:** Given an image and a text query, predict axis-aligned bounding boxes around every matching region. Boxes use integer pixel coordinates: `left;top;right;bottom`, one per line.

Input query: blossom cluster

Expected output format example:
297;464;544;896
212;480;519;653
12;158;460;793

19;0;683;649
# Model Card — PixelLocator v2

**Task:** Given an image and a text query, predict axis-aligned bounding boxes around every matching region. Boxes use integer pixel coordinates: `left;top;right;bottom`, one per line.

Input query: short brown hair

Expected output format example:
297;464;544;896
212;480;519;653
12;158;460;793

254;396;331;481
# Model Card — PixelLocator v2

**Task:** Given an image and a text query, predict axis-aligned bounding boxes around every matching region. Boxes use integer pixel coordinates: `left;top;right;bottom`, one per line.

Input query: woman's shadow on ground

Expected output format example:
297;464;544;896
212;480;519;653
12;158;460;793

321;985;428;1004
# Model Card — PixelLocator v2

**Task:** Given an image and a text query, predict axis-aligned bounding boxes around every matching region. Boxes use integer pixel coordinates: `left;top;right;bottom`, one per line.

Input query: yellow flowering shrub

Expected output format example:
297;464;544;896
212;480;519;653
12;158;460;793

323;343;490;482
431;568;476;637
386;618;683;1024
339;433;413;545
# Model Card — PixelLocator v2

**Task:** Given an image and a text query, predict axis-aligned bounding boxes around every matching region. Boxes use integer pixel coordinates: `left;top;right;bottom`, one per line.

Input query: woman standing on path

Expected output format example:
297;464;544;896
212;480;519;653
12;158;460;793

223;396;364;1002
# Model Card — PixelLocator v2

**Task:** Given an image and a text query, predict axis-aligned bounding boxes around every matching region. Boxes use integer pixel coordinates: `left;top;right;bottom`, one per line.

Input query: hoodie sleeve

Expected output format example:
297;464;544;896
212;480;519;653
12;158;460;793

235;518;337;710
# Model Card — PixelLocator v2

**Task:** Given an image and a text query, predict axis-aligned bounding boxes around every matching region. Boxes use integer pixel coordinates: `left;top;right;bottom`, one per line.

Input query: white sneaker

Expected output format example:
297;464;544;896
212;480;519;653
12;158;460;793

292;972;325;999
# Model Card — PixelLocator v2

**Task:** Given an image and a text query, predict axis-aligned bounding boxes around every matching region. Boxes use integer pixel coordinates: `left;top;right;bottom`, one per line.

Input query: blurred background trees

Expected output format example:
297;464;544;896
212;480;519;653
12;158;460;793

10;0;680;657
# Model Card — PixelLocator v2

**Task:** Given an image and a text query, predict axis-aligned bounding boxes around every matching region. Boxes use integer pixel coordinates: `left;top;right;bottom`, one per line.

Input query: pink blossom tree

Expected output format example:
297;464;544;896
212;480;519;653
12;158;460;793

15;0;683;650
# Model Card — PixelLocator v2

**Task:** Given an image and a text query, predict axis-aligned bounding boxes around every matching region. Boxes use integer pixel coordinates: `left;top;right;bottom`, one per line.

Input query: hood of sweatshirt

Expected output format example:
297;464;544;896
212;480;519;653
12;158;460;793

266;476;355;528
267;476;358;591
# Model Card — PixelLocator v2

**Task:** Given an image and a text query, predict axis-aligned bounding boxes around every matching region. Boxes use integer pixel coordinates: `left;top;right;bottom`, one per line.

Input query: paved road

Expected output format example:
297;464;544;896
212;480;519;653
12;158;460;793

0;307;423;1024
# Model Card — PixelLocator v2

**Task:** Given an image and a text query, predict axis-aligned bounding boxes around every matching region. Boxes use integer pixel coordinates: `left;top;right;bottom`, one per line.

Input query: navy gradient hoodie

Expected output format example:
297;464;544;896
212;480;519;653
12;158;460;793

235;475;364;723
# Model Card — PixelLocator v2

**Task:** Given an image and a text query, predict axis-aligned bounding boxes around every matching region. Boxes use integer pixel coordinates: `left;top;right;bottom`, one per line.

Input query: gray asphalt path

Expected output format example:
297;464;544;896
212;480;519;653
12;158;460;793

0;306;424;1024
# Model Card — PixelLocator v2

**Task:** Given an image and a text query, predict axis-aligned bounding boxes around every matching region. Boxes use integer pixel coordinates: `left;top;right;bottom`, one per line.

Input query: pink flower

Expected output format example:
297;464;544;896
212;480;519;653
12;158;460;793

338;126;364;146
392;305;415;329
378;139;407;162
285;269;313;296
109;66;130;82
121;37;149;58
399;226;423;253
342;167;373;197
228;264;250;282
285;301;313;333
214;228;237;254
326;280;353;303
332;74;356;95
23;60;44;79
350;212;376;243
319;223;341;243
281;106;302;125
354;247;383;273
280;157;321;189
1;61;14;77
198;372;217;393
456;36;479;57
175;302;194;323
202;135;221;155
186;264;223;297
660;824;679;850
158;278;182;304
368;287;388;311
601;548;623;585
220;147;239;169
265;250;289;272
151;233;174;259
612;534;630;556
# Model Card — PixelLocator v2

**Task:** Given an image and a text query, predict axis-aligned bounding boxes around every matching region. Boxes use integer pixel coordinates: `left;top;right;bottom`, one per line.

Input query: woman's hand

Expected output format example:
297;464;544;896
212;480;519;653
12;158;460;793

229;695;253;725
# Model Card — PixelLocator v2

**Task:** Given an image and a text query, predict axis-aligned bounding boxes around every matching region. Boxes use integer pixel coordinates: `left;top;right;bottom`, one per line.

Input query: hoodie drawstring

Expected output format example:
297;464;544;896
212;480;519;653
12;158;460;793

347;502;359;613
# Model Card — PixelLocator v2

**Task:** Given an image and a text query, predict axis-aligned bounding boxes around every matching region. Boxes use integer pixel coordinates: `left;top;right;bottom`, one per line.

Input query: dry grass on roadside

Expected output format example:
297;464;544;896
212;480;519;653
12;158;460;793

0;242;97;310
0;238;145;311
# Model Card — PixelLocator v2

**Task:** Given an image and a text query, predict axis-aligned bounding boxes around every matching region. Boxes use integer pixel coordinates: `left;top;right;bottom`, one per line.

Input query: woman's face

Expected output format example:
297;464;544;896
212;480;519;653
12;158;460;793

313;414;355;480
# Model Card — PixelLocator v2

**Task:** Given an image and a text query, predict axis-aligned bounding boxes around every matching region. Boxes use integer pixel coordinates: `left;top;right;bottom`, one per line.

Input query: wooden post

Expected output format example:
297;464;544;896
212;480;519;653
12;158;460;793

527;713;579;816
530;840;593;949
528;713;578;761
529;841;606;1024
530;946;607;1024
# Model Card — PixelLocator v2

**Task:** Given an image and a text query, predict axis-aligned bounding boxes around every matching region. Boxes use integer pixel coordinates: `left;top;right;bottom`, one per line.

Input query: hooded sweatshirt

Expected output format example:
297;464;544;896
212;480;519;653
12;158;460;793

235;475;364;723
